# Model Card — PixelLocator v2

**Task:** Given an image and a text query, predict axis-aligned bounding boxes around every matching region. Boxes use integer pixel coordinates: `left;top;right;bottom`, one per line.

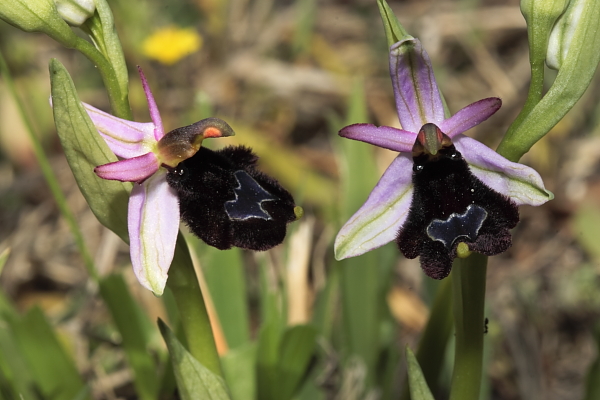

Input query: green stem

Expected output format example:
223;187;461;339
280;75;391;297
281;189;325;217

503;61;545;146
449;253;488;400
71;36;132;120
0;49;98;281
167;236;223;378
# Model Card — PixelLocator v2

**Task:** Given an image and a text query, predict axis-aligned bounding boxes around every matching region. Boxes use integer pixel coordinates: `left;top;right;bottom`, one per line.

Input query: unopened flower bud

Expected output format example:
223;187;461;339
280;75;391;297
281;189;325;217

54;0;95;26
546;0;585;70
520;0;569;68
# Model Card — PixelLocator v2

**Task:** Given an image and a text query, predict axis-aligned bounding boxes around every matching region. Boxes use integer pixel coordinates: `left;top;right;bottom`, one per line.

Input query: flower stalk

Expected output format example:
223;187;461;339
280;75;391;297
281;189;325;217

449;252;488;400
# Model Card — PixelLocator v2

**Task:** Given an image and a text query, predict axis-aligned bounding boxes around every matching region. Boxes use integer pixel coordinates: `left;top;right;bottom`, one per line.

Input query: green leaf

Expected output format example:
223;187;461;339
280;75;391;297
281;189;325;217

256;323;318;400
49;58;131;243
99;274;160;400
11;307;89;400
221;343;257;400
158;319;232;400
0;295;38;400
276;325;318;399
406;347;435;400
0;0;78;47
256;320;282;400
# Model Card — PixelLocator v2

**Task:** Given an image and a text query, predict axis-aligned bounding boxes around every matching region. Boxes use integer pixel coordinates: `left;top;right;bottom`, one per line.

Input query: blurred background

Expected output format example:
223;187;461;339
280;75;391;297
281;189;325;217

1;0;600;399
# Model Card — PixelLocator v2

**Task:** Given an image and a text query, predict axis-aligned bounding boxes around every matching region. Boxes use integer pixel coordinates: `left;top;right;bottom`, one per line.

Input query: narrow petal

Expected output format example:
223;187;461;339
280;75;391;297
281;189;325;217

454;135;553;206
339;123;416;152
390;38;445;132
128;171;179;295
335;154;414;260
95;152;160;183
138;66;165;141
440;98;502;138
84;103;156;158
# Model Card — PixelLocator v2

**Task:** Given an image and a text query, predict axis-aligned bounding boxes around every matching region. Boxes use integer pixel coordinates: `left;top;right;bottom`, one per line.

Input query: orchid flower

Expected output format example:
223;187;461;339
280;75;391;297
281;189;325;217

86;68;300;294
334;37;553;279
85;67;234;295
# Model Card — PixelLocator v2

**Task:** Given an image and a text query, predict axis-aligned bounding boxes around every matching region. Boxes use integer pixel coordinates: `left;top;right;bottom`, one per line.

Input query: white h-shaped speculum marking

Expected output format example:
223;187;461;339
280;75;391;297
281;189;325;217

225;170;277;221
426;204;488;249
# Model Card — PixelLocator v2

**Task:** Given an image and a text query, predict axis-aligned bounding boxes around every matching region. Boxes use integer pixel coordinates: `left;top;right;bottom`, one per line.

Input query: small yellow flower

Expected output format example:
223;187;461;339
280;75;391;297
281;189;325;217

142;26;202;65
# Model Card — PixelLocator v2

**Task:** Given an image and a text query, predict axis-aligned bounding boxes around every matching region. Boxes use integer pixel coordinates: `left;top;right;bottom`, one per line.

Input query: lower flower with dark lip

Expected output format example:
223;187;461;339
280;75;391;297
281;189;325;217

334;36;553;278
166;145;300;251
396;124;519;279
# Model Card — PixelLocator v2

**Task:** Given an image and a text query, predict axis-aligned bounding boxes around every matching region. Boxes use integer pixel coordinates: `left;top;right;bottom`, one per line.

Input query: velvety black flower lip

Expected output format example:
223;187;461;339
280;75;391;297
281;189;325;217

166;145;298;251
334;37;553;273
396;124;519;279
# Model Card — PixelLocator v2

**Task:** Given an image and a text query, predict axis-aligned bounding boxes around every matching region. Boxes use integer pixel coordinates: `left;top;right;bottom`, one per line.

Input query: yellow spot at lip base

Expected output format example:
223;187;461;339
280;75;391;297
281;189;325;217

142;27;202;65
456;242;472;258
294;206;304;220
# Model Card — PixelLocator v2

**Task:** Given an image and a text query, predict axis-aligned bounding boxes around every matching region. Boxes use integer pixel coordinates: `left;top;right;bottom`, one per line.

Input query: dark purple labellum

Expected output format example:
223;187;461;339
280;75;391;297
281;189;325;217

396;131;519;280
166;146;297;251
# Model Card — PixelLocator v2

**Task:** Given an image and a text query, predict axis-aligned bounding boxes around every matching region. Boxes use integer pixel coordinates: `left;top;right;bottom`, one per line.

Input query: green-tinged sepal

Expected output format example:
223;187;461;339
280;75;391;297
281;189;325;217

0;0;78;47
547;0;587;70
54;0;94;26
376;0;412;48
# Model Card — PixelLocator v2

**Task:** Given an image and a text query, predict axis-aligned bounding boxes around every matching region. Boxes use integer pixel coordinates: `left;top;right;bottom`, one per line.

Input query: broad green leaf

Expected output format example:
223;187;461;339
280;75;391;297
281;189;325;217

158;320;231;400
406;347;435;400
99;274;159;400
50;58;131;243
221;343;257;400
0;0;78;46
11;307;89;400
